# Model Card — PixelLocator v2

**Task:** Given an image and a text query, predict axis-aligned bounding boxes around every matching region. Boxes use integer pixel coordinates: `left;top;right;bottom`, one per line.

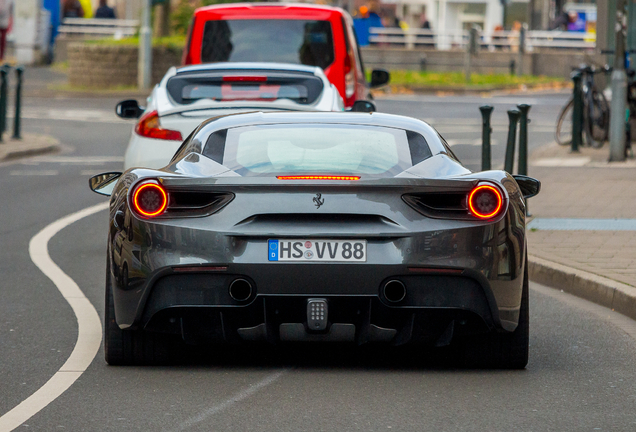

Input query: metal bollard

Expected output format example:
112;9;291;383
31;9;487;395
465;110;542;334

12;66;23;140
13;66;24;139
516;104;531;176
571;70;583;152
517;24;527;77
504;110;521;173
0;65;8;141
479;105;494;171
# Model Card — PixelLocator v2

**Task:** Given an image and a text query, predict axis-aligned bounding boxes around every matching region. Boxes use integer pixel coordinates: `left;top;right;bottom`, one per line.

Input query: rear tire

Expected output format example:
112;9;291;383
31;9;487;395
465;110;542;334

555;99;573;146
584;89;609;148
104;261;176;365
458;260;529;369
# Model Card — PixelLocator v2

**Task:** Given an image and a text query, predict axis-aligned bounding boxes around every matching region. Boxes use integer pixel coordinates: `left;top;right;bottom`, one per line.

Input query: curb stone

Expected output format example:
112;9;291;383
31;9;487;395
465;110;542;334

0;134;60;162
528;255;636;321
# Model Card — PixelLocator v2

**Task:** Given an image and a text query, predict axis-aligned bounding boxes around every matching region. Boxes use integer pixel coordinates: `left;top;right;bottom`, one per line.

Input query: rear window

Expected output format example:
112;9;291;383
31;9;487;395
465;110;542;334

201;20;335;69
166;73;324;105
204;124;414;177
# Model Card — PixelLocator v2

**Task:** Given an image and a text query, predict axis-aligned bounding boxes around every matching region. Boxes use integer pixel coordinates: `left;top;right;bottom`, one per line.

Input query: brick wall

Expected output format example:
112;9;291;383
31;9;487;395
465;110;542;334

68;43;182;88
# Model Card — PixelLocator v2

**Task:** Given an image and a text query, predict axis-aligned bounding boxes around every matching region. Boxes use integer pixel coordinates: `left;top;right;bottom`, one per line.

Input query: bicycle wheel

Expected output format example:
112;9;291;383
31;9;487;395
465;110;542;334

585;89;609;148
555;98;573;146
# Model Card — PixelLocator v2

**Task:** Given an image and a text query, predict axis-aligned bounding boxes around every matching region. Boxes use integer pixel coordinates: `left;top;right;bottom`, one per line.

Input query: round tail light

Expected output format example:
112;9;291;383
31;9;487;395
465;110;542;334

132;182;167;217
468;184;503;219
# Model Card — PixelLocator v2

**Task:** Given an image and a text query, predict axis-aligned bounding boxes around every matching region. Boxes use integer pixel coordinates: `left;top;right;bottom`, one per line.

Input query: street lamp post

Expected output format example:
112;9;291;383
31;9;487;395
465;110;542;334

608;0;628;161
138;0;152;91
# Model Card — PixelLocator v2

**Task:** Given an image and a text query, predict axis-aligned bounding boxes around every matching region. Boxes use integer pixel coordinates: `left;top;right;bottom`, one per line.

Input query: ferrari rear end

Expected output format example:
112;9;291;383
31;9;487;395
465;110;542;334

92;112;539;368
112;175;527;362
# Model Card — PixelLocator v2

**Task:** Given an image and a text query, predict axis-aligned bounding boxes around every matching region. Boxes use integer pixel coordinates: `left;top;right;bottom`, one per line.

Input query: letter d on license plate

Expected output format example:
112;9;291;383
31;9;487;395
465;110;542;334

268;239;366;262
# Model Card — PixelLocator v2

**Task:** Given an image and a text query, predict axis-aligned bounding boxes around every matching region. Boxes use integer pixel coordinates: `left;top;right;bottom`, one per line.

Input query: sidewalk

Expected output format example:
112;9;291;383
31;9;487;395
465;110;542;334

526;141;636;319
0;133;59;162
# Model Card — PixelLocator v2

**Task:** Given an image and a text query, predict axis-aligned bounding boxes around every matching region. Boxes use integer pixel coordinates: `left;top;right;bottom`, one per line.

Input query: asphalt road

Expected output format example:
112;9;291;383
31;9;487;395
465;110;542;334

2;91;636;431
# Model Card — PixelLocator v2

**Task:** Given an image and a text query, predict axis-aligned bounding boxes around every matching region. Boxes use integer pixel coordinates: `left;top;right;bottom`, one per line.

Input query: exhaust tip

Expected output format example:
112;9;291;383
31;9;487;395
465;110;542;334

383;280;406;303
229;278;253;302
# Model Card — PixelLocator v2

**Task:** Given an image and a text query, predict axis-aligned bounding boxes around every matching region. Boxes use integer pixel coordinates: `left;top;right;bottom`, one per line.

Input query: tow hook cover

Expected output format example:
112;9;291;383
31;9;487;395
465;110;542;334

307;298;328;331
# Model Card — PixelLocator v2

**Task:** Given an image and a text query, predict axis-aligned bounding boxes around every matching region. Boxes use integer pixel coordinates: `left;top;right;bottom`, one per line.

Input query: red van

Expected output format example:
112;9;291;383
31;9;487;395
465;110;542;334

182;3;389;108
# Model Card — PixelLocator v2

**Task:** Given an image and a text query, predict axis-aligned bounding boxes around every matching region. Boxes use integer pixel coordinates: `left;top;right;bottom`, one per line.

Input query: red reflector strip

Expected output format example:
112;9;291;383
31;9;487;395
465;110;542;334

277;175;361;181
408;267;463;274
222;76;267;82
173;266;228;272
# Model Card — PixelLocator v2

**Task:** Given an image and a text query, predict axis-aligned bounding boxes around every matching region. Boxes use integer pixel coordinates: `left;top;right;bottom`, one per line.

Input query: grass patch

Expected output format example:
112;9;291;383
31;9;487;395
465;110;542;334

85;35;186;49
377;70;568;89
47;83;141;94
51;61;69;73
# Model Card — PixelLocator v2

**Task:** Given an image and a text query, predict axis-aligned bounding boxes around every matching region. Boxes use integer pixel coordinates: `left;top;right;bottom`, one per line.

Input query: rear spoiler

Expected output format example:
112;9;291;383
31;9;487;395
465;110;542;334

159;176;481;193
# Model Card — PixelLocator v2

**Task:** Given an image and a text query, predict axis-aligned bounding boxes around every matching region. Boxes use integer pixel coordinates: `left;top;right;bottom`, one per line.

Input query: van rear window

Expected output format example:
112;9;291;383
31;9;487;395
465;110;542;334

201;20;335;70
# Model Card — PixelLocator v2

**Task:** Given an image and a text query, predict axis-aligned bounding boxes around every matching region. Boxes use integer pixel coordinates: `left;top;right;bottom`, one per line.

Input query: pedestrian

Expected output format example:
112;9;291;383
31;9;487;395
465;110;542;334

420;12;431;30
0;0;12;61
95;0;116;19
63;0;84;19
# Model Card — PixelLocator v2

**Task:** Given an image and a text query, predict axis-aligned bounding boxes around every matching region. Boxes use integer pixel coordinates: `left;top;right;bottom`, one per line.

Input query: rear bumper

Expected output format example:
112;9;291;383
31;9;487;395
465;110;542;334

113;263;520;345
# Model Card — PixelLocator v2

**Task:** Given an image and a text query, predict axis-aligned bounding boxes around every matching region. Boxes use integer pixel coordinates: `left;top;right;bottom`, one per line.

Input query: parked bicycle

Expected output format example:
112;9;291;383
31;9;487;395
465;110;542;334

555;65;610;148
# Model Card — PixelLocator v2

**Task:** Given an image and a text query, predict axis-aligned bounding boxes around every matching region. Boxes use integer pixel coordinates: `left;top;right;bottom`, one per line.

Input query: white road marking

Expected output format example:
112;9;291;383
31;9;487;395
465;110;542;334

532;157;591;167
26;156;125;164
446;139;499;147
0;202;108;431
8;108;127;124
175;369;288;431
435;125;556;134
10;170;59;176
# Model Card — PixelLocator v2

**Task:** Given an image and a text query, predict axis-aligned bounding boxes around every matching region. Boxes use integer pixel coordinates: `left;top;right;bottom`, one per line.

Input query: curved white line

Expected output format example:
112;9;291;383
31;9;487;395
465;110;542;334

0;202;108;431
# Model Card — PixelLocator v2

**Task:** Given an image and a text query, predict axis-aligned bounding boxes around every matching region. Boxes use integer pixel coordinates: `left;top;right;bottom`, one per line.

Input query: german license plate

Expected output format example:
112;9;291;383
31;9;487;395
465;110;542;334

268;239;367;262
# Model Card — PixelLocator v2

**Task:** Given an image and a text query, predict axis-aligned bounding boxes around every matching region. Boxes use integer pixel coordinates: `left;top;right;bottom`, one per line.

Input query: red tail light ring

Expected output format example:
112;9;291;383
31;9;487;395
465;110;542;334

132;182;168;217
468;184;503;219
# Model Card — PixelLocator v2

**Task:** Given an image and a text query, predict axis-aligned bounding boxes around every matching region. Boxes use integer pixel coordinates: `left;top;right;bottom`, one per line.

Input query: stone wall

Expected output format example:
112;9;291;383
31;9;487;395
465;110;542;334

67;42;605;89
68;43;182;88
361;47;604;78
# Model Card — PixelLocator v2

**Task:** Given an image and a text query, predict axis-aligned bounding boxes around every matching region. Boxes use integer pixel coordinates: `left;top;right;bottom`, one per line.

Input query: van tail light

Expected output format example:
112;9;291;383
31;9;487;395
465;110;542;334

132;181;168;218
467;184;503;219
135;111;183;141
181;18;195;65
344;52;355;99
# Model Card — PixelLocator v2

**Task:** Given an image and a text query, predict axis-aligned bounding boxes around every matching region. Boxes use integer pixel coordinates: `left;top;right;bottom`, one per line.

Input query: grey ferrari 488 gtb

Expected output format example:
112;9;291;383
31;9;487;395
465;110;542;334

90;111;540;368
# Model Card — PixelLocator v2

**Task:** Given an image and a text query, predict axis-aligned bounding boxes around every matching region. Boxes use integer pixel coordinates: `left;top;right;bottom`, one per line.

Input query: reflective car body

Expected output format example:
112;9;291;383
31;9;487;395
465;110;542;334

122;63;344;170
93;112;539;368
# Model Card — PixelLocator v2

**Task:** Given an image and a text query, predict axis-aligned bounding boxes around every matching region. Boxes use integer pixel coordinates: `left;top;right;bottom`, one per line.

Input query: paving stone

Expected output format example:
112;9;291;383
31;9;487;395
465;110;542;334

527;151;636;287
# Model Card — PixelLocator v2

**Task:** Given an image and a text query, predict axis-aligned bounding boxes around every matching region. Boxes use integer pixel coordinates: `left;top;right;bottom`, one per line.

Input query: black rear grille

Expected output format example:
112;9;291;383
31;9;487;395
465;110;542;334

235;213;400;228
166;191;234;217
403;193;471;219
